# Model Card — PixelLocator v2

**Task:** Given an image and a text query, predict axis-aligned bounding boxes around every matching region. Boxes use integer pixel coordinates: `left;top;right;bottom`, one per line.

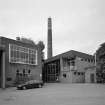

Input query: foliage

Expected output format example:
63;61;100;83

96;42;105;83
37;41;45;51
21;37;35;45
37;41;45;61
17;36;36;45
96;42;105;60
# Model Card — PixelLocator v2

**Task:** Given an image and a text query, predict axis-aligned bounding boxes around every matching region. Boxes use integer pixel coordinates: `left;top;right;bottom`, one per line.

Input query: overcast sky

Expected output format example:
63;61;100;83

0;0;105;58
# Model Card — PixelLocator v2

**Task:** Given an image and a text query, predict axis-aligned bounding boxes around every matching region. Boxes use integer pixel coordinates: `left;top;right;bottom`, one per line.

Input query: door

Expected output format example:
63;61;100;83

90;74;94;83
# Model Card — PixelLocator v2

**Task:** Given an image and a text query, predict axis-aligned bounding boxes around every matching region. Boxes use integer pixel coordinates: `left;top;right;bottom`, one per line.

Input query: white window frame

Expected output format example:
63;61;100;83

9;44;38;65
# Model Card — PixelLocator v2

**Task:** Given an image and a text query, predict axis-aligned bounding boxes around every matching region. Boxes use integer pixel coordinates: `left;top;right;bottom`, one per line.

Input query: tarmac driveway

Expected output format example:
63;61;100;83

0;83;105;105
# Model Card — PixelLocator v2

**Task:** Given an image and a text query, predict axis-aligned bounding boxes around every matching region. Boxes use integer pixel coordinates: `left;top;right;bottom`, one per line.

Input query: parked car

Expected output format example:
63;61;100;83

17;80;44;90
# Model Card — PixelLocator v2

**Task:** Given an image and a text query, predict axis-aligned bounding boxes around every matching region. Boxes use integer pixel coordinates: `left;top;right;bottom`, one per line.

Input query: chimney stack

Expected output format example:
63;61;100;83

47;17;53;59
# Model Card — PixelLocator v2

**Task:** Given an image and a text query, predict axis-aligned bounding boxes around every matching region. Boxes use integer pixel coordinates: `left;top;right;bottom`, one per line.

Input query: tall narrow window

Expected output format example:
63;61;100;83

16;69;19;76
28;70;31;74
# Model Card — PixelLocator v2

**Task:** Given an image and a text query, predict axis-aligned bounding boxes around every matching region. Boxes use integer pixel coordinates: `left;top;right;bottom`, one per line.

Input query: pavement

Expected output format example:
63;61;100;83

0;83;105;105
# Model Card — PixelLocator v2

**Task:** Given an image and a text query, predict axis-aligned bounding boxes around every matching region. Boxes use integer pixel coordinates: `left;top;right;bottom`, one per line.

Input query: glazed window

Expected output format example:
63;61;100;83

23;69;25;74
63;74;66;78
16;69;19;76
81;58;84;61
78;72;80;75
81;72;84;75
74;72;76;75
88;59;90;62
28;70;31;74
70;60;75;66
7;77;12;81
9;44;37;65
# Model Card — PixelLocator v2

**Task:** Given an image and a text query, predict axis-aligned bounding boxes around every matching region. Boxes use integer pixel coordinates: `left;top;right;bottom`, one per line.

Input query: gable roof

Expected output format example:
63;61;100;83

45;50;94;63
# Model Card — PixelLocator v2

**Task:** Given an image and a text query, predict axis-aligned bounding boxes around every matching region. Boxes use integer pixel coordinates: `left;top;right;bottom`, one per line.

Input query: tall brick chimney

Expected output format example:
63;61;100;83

47;17;53;59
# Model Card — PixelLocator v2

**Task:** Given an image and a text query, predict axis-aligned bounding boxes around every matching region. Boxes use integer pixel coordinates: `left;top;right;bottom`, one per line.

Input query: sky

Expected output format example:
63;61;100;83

0;0;105;58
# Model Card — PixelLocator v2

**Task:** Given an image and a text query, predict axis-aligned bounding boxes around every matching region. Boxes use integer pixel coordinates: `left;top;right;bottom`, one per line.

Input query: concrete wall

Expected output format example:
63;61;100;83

60;71;72;83
59;57;72;83
60;57;95;83
72;71;85;83
75;57;95;72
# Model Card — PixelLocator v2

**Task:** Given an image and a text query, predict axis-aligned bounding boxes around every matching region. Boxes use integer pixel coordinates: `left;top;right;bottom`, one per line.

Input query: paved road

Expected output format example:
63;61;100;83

0;83;105;105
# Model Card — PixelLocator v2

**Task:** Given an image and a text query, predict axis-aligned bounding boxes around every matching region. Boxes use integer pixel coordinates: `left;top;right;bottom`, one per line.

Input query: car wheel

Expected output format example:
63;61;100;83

23;86;26;90
38;84;42;88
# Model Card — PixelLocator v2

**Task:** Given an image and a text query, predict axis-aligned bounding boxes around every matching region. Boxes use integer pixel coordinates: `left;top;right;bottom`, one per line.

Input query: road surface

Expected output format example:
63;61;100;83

0;83;105;105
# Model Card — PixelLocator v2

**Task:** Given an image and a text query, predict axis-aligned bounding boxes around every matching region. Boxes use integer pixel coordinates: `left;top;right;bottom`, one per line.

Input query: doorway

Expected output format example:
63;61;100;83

90;74;95;83
44;60;60;83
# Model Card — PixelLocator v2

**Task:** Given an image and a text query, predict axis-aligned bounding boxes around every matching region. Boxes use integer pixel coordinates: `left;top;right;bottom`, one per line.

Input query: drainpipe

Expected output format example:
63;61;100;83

60;57;63;82
94;53;97;83
2;51;5;89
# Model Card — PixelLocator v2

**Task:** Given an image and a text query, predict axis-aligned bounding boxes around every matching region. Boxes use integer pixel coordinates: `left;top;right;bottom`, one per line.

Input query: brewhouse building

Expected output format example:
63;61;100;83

0;36;43;88
43;17;96;84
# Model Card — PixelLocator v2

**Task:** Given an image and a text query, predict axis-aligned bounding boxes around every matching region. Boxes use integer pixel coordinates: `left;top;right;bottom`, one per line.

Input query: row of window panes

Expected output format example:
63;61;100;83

10;51;36;60
10;44;28;52
10;44;36;54
10;53;36;64
81;58;94;63
64;61;75;66
9;44;37;65
74;72;84;76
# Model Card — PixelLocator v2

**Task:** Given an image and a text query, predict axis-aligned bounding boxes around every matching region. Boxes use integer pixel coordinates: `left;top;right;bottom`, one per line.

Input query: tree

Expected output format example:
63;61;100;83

37;41;45;51
96;42;105;83
20;37;36;45
37;41;45;61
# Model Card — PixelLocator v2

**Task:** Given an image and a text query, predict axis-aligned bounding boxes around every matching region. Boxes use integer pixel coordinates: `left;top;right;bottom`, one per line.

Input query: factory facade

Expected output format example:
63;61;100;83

0;17;97;88
43;50;96;83
0;36;43;88
44;17;96;83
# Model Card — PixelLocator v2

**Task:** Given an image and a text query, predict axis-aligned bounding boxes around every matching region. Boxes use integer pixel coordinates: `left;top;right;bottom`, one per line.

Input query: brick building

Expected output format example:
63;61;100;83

43;50;96;83
0;36;43;88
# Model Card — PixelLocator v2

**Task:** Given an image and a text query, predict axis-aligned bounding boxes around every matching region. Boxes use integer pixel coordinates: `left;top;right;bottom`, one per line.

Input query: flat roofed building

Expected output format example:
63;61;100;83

43;50;95;83
0;36;43;88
